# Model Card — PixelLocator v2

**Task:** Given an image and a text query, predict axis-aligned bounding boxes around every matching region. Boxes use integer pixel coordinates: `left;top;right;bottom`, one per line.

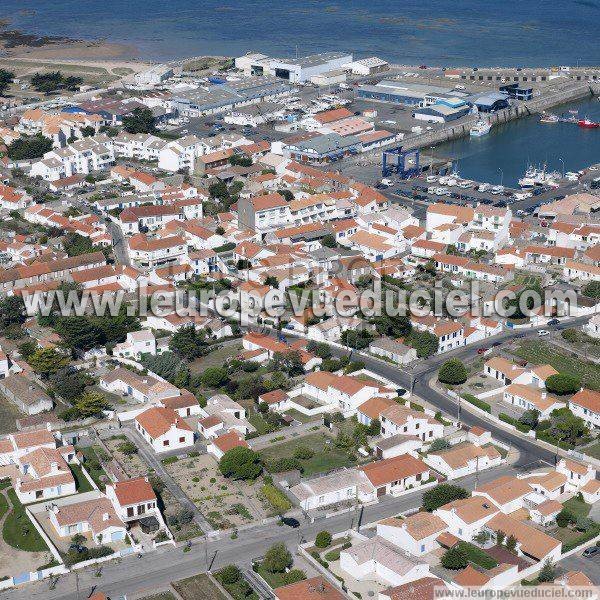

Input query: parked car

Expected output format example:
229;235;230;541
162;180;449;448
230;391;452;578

583;546;600;558
547;318;560;326
280;517;300;528
537;330;550;336
477;347;490;355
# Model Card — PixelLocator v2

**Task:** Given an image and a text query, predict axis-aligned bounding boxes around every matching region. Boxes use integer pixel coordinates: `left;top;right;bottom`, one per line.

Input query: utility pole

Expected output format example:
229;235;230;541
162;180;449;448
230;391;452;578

457;395;462;424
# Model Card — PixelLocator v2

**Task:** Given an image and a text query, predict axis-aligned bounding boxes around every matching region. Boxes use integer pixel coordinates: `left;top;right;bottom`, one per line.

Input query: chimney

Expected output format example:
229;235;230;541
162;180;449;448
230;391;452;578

541;392;547;399
103;512;109;521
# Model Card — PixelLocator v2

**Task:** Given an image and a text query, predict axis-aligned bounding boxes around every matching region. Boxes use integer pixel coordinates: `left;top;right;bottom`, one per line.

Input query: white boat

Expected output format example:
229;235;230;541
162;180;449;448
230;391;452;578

470;119;492;137
518;165;561;188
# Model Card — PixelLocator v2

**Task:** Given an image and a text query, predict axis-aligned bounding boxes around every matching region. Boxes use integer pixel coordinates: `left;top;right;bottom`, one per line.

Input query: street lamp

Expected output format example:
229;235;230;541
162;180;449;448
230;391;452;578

558;157;565;178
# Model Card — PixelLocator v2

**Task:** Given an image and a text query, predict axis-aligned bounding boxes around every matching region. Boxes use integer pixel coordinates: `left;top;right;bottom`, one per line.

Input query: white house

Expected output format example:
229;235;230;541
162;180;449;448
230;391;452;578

105;477;162;525
426;443;502;480
113;330;157;360
340;535;430;588
378;404;444;444
206;431;249;460
569;388;600;429
134;407;195;453
359;454;431;498
434;495;499;541
556;458;596;491
377;511;447;557
503;384;564;419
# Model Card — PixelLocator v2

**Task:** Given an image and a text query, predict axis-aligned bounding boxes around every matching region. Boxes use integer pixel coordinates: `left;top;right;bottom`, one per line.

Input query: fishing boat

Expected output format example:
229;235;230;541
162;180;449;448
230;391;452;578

578;118;600;129
540;112;559;124
518;165;561;188
469;119;491;137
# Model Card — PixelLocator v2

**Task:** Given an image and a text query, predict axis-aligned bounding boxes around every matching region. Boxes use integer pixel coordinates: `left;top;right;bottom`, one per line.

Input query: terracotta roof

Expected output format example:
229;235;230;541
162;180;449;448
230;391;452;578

381;511;446;540
475;476;533;506
11;429;55;450
360;454;429;487
570;389;600;414
486;512;561;560
213;431;248;453
259;389;288;405
135;406;192;439
432;443;500;470
357;397;397;420
53;496;123;534
381;577;446;600
505;384;562;412
274;576;346;600
437;495;499;524
113;477;156;506
250;193;287;211
453;565;490;588
534;499;563;516
314;108;354;124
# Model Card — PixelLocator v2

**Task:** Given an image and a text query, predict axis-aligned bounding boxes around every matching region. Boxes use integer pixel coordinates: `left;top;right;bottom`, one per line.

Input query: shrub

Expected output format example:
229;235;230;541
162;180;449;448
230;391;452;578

499;413;531;433
461;394;491;413
545;373;581;395
293;446;314;460
315;531;332;548
429;438;451;452
267;457;303;473
324;548;341;561
219;564;241;584
537;559;556;583
438;359;468;385
441;546;468;570
422;484;470;512
262;542;292;573
219;447;262;480
261;484;292;513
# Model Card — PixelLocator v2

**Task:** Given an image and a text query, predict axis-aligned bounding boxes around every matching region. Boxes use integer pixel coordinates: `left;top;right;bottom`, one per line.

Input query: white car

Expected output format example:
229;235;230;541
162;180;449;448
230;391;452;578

537;330;550;337
426;175;438;183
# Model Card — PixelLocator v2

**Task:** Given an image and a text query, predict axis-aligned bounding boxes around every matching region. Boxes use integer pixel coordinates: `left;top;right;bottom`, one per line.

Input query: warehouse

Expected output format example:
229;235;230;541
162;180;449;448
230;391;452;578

282;132;361;163
357;80;468;107
223;101;285;127
311;69;347;87
171;77;292;116
270;52;353;83
470;91;510;113
346;57;389;76
413;103;471;123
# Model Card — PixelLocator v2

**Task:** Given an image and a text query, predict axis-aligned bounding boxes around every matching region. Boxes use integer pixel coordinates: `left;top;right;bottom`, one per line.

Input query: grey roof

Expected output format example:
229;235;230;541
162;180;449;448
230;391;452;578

275;51;350;68
288;132;360;155
376;433;420;451
370;337;413;355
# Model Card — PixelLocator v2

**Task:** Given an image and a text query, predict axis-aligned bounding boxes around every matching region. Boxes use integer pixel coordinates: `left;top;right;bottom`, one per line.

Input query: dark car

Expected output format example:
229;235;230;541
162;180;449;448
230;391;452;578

583;546;600;557
492;342;502;347
476;347;489;355
280;517;300;528
493;201;507;208
69;544;86;554
547;318;560;326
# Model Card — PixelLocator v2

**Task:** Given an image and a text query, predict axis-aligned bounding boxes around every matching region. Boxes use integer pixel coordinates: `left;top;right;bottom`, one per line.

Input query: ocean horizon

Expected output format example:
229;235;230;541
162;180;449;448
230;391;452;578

1;0;600;66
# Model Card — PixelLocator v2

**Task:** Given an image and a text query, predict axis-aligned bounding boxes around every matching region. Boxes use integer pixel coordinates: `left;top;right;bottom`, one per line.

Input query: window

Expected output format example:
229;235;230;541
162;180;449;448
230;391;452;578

163;440;170;447
179;437;186;443
421;544;425;552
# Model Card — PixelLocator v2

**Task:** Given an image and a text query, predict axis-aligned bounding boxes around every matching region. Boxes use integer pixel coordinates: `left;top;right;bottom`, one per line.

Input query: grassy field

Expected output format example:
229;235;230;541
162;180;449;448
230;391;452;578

0;399;24;435
511;340;600;390
563;496;591;518
284;408;320;424
77;446;109;491
260;432;364;477
2;488;49;552
457;541;498;569
70;464;94;493
0;492;8;520
173;574;227;600
138;593;177;600
189;343;241;374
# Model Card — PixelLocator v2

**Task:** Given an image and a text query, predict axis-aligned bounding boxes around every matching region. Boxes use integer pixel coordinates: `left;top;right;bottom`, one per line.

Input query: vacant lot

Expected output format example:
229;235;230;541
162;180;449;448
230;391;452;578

164;454;270;530
173;574;227;600
583;441;600;461
0;398;24;435
189;343;242;374
260;432;368;477
103;435;149;478
511;340;600;390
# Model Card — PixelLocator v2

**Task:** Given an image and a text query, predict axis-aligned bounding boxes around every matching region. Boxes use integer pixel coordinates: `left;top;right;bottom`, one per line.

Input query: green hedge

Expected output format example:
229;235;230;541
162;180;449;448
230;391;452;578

461;394;491;413
499;413;531;433
562;525;600;553
260;484;291;513
410;401;425;412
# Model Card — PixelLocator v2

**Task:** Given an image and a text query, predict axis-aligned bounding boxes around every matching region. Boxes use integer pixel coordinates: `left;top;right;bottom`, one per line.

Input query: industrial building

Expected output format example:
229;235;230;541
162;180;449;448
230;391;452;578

171;77;292;116
346;57;390;76
235;51;353;83
500;83;534;101
311;69;347;87
133;65;174;87
357;80;468;107
469;91;510;113
413;103;471;123
282;132;361;163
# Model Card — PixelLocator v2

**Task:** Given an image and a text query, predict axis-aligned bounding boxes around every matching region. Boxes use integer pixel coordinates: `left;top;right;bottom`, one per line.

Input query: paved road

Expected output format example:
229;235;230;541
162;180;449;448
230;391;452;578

108;221;130;266
2;467;515;600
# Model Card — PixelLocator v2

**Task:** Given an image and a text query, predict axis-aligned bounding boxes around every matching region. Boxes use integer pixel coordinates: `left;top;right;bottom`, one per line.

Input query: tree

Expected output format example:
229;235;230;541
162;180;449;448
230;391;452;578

31;71;82;94
117;440;138;456
537;559;556;583
406;330;439;358
320;234;337;248
0;295;26;328
80;126;96;137
219;446;261;480
0;69;14;96
169;325;207;360
556;508;574;528
372;314;411;338
262;543;292;573
28;348;69;379
438;359;468;385
545;373;581;396
74;391;109;418
122;107;156;134
315;531;332;548
341;329;374;350
505;534;518;553
271;351;304;376
368;418;381;436
55;316;105;354
549;407;588;445
583;280;600;299
440;546;468;570
18;340;37;360
430;438;451;452
141;352;188;383
7;134;53;160
229;154;252;167
519;409;540;429
71;533;86;546
575;516;595;531
50;367;91;402
200;366;229;388
264;275;279;288
219;565;241;584
495;530;505;546
422;484;470;512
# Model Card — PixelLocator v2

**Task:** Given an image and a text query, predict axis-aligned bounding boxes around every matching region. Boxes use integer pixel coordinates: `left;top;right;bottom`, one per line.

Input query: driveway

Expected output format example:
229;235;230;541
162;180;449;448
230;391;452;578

120;425;214;534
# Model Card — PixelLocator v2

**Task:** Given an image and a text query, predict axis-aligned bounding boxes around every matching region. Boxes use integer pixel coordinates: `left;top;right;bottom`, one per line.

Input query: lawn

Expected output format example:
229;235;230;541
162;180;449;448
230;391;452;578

0;398;24;435
214;569;259;600
77;446;109;490
563;496;591;518
172;574;227;600
2;488;49;552
457;542;498;569
138;593;177;600
511;340;600;390
583;441;600;461
0;492;8;520
256;564;293;589
284;408;320;424
189;343;242;374
70;464;94;493
259;432;365;477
